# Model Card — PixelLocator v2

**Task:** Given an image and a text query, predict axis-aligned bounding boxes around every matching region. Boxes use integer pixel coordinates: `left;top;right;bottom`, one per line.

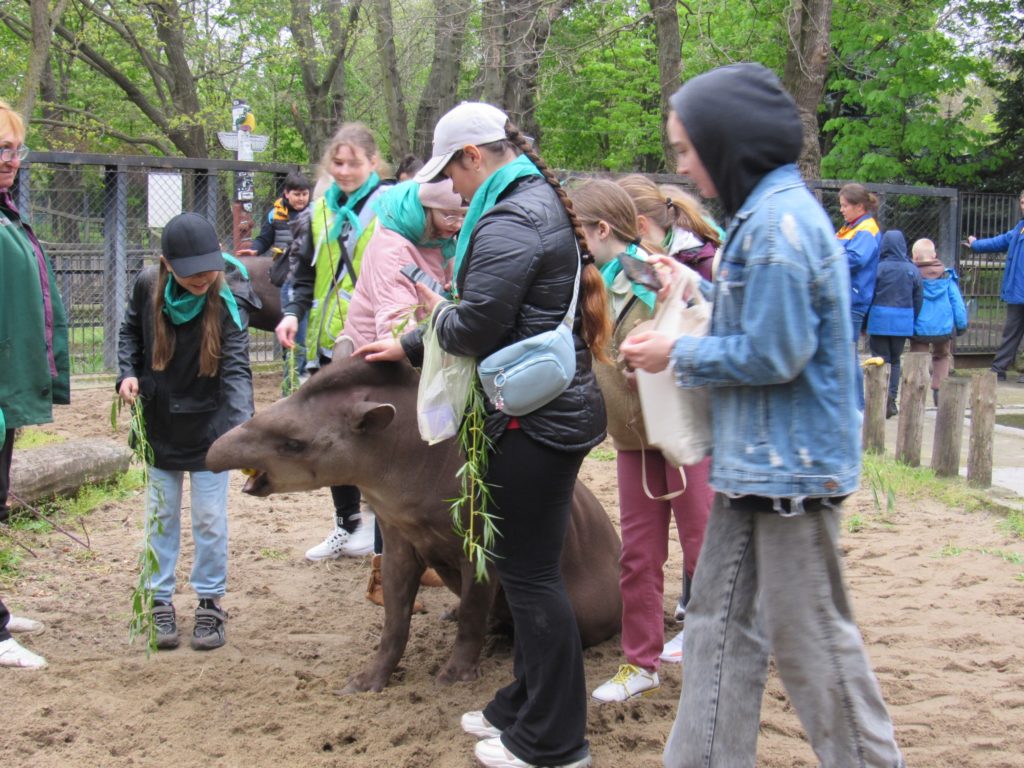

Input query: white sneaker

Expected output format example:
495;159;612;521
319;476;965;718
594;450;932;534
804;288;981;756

474;736;592;768
338;510;375;557
305;526;352;561
660;629;684;664
591;663;659;703
461;710;501;739
7;615;44;634
0;637;47;669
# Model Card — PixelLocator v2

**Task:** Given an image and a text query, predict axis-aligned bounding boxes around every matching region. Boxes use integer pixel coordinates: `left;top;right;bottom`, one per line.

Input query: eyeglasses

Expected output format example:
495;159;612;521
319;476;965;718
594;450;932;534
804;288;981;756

440;213;465;225
0;145;29;163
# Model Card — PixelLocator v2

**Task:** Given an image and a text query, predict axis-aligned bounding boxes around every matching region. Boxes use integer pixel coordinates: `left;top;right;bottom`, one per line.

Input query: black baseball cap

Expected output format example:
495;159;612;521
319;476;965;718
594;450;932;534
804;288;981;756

161;212;224;277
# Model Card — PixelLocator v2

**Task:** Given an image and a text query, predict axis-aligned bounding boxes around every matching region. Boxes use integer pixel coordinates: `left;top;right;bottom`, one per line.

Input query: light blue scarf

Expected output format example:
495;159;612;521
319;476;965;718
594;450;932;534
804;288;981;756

599;243;656;309
324;172;380;244
373;181;457;263
452;154;542;295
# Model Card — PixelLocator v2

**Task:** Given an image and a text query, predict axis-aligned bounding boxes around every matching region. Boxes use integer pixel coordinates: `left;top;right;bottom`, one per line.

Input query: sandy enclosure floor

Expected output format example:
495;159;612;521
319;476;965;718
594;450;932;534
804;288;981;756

3;372;1023;768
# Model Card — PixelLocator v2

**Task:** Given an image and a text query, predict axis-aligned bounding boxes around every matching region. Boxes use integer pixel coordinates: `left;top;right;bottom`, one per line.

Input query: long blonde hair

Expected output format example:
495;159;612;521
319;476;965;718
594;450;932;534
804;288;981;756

151;262;225;377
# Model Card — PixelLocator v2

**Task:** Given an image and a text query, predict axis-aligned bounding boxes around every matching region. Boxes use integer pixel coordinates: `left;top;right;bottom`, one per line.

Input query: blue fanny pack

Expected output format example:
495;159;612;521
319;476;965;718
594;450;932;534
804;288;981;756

477;258;580;416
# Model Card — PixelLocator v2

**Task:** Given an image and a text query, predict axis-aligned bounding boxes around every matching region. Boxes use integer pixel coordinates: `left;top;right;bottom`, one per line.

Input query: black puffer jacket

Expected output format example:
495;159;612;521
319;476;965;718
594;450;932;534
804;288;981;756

116;267;255;471
403;175;607;451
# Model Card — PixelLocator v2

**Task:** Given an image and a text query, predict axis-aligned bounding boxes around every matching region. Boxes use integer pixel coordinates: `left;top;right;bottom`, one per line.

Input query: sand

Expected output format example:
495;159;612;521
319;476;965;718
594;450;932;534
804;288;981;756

3;372;1022;767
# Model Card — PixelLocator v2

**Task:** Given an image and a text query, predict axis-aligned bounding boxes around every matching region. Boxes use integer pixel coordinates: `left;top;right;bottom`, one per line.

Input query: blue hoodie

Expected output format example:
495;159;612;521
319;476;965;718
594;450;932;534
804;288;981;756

866;230;922;336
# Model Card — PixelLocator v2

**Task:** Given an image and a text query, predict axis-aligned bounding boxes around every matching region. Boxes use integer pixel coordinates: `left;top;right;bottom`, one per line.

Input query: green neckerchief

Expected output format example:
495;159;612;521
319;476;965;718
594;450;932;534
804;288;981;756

452;154;542;295
163;268;243;331
600;243;656;310
325;172;380;245
373;180;457;263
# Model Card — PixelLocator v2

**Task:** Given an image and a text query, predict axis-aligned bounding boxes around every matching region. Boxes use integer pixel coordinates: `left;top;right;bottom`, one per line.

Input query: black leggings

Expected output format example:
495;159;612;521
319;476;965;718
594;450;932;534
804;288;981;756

482;429;590;765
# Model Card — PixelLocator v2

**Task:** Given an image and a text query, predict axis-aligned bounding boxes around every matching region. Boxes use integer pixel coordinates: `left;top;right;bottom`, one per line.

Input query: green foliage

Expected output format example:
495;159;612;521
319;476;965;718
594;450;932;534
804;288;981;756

13;429;64;450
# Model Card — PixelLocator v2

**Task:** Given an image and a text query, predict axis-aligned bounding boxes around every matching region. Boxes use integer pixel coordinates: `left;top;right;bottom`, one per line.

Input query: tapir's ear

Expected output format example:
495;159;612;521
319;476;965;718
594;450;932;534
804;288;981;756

349;401;395;433
334;336;355;360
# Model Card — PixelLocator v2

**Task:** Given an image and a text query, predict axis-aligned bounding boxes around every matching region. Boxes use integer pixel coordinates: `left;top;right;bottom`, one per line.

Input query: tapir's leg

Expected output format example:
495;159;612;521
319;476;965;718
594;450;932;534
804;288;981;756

340;534;424;693
435;561;497;685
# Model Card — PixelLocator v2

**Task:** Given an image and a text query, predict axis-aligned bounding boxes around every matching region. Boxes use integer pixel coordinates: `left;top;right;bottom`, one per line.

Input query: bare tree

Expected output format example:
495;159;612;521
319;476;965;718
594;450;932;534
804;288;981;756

782;0;832;180
649;0;682;171
289;0;363;158
413;0;474;160
373;0;410;158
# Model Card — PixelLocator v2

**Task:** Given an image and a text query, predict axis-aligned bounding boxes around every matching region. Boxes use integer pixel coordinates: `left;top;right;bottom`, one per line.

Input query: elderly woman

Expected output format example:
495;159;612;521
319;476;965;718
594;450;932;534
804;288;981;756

0;99;70;669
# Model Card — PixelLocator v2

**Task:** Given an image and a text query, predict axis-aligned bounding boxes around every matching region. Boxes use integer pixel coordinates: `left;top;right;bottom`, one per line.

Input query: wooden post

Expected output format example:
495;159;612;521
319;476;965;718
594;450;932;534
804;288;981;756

967;371;997;487
896;352;930;466
862;362;889;454
931;377;970;477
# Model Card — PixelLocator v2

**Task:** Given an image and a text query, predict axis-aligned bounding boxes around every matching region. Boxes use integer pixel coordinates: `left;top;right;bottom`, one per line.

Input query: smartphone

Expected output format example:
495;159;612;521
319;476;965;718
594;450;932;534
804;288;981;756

399;263;450;299
618;254;662;291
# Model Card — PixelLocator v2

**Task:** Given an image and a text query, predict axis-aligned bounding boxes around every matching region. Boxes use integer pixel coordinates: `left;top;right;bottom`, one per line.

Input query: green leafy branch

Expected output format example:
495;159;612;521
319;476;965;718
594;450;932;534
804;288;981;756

111;395;162;656
448;383;499;583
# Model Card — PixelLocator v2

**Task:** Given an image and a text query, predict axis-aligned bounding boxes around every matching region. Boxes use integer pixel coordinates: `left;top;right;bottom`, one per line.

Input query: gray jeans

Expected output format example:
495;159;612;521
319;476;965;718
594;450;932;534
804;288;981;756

663;493;903;768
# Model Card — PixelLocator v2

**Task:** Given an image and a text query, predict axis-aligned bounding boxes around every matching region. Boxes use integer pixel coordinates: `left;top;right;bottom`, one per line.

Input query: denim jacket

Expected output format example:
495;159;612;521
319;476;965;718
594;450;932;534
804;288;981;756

671;164;860;498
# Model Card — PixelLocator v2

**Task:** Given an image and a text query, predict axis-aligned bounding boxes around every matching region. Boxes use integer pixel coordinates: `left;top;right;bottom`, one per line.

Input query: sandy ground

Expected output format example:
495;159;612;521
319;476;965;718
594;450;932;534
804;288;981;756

2;371;1023;767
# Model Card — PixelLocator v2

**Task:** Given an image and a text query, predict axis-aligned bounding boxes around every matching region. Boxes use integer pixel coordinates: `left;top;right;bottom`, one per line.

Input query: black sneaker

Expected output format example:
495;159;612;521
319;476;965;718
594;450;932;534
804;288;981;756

191;602;227;651
153;602;179;650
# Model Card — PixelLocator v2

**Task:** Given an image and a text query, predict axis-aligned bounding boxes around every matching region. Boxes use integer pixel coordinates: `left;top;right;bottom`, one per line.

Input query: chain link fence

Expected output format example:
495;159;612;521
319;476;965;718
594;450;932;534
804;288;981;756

12;153;1022;375
14;153;306;374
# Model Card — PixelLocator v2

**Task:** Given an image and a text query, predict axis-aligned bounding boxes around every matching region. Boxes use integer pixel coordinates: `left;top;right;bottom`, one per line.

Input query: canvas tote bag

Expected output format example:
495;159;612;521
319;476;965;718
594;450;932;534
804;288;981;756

634;265;712;467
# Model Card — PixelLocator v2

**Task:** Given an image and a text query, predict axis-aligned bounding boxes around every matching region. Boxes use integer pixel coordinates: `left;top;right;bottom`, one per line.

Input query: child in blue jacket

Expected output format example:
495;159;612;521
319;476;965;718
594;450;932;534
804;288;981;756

908;238;968;406
867;229;922;417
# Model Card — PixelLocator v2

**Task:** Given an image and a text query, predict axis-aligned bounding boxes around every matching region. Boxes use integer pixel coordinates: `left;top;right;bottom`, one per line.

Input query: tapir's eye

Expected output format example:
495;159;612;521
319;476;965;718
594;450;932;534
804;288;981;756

281;438;305;454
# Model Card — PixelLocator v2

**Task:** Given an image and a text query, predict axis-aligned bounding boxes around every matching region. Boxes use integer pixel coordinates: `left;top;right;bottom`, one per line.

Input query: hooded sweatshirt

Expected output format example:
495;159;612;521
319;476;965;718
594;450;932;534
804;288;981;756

913;258;968;339
669;63;804;218
866;230;922;336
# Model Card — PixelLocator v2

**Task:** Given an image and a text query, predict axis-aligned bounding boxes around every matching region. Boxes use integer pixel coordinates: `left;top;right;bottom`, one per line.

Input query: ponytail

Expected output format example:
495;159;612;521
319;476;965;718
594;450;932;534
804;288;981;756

503;123;611;362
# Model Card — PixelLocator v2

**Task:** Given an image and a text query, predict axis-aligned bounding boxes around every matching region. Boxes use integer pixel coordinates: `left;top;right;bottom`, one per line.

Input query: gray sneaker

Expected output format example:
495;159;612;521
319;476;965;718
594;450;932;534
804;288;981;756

191;604;227;651
152;603;179;650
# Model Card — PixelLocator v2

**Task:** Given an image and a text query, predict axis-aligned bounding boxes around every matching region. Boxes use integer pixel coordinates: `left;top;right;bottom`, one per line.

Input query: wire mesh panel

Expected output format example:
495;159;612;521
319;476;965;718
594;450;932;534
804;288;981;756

14;154;304;374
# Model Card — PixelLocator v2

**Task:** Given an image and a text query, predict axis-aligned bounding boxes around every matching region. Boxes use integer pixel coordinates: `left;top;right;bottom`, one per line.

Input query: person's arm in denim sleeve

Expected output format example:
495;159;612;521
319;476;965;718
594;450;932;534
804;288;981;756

671;258;817;388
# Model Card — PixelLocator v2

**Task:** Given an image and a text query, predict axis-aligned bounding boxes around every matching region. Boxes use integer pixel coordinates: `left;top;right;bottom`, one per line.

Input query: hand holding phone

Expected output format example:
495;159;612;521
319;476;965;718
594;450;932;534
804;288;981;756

618;253;662;291
399;263;450;299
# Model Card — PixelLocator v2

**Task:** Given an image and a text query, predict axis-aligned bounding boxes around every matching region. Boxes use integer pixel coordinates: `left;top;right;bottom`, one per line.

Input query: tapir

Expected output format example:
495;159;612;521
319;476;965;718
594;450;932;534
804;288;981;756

235;255;282;333
205;353;622;693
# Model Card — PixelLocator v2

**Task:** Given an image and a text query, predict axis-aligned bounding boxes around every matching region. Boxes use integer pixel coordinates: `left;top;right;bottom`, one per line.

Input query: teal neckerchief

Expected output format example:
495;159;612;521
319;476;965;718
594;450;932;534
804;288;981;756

325;172;380;245
163;265;243;330
453;154;542;295
373;180;457;263
600;243;656;309
222;251;248;279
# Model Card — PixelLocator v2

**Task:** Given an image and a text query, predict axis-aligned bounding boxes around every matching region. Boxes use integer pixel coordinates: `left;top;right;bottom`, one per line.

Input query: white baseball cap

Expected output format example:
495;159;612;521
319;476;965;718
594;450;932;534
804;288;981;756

413;102;509;183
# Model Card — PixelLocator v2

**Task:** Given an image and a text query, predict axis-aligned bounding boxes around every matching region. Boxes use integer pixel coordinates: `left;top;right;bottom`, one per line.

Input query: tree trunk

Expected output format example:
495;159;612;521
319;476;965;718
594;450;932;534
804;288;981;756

9;439;133;506
148;1;206;157
477;0;504;105
373;0;409;159
649;0;682;172
782;0;832;180
18;0;69;123
413;0;473;160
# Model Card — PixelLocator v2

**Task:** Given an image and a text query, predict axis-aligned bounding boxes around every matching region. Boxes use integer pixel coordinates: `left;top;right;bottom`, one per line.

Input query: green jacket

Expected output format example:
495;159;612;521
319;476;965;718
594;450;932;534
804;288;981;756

0;197;70;429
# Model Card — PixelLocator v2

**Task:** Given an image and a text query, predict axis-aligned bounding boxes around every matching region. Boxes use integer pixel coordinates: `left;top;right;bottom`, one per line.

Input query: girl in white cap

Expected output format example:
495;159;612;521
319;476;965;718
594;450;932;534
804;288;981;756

358;102;610;768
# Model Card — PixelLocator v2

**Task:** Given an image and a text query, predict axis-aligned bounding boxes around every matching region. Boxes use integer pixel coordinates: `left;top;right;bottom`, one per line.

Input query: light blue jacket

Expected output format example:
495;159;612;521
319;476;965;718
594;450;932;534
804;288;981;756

970;218;1024;304
671;164;860;498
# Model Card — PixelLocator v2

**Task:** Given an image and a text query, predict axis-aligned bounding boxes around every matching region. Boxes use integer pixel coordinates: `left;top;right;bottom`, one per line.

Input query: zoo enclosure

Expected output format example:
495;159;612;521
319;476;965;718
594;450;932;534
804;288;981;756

11;153;1021;374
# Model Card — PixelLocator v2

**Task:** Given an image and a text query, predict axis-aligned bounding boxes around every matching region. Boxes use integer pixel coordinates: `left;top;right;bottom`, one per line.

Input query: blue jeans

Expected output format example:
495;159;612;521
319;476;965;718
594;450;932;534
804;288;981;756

146;467;230;602
851;309;867;409
663;493;902;768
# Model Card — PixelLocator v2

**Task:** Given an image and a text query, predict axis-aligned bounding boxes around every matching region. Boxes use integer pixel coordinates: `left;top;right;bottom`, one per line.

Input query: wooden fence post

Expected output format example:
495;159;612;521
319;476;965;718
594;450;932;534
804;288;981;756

931;377;970;477
967;371;997;487
896;352;930;466
862;362;889;454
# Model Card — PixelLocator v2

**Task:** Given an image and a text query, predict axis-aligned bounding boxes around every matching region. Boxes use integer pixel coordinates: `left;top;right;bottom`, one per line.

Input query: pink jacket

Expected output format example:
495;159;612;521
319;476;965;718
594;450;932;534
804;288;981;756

342;224;451;348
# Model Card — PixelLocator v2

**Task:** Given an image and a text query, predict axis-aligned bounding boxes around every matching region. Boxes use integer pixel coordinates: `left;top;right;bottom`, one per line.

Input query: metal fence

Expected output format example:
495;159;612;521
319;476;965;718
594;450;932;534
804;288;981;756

10;153;1022;374
13;152;307;374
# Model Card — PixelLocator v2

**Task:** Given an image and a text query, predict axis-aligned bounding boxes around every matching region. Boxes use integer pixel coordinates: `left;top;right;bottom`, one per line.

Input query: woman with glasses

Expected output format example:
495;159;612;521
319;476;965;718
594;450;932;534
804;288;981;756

339;177;466;609
0;99;70;669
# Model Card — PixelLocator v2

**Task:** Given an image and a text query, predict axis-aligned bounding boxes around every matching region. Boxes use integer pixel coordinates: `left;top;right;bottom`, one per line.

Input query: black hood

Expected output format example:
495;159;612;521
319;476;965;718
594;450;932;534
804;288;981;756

669;63;804;218
878;229;909;262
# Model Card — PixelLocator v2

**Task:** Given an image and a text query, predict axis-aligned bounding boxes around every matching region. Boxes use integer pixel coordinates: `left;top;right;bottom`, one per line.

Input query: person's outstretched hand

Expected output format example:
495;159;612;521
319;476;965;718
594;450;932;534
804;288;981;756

355;339;406;362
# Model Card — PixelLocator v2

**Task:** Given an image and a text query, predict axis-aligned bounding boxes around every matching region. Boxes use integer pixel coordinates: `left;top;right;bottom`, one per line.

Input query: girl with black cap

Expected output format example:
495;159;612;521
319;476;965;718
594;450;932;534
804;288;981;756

116;212;254;653
620;63;903;768
357;101;609;768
